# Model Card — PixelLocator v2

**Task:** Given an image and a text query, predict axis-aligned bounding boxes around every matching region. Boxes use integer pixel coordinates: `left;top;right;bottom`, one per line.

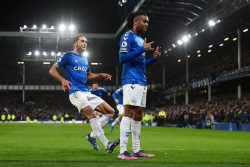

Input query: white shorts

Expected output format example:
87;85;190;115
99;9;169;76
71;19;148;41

123;84;147;107
116;104;124;115
69;91;104;112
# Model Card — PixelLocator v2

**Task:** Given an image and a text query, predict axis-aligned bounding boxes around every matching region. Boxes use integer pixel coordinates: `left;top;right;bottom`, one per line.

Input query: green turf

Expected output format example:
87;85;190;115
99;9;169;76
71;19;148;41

0;123;250;167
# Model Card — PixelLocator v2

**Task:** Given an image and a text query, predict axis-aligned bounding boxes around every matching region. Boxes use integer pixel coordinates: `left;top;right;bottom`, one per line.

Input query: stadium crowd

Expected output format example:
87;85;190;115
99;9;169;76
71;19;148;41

1;89;250;129
165;46;250;88
1;41;250;129
0;91;81;122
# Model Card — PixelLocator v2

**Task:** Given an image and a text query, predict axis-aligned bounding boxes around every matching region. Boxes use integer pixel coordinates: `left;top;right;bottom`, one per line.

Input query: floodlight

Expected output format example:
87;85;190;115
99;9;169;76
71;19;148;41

42;51;47;56
208;20;216;27
177;40;183;45
59;24;66;31
182;35;189;43
34;50;40;56
42;24;47;29
69;24;75;31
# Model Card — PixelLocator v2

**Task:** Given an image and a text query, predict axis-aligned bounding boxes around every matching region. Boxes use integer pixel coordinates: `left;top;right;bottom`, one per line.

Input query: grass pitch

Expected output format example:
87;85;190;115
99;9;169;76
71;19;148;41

0;123;250;167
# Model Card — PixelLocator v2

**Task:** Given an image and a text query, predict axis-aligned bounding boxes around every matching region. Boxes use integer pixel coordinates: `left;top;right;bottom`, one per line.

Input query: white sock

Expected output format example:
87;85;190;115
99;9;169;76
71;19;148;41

111;116;120;126
120;116;132;154
89;118;109;148
90;114;113;138
131;120;141;153
100;114;113;127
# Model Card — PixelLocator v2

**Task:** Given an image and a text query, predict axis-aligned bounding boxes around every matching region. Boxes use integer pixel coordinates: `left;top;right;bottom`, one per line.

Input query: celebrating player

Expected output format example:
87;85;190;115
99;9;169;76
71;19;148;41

118;10;161;160
49;34;119;153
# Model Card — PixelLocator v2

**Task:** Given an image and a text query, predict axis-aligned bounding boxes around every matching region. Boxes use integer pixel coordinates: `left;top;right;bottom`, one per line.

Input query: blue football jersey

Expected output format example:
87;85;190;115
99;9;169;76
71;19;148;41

90;87;109;97
119;30;147;86
55;52;90;94
112;88;123;105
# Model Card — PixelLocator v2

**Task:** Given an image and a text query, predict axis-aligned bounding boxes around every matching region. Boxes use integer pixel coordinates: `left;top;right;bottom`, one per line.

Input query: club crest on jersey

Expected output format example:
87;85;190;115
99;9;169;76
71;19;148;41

122;41;127;47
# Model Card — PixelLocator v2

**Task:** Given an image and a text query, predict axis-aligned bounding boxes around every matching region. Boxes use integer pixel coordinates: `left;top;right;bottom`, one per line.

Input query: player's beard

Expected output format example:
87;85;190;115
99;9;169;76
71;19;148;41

138;29;147;37
138;25;147;36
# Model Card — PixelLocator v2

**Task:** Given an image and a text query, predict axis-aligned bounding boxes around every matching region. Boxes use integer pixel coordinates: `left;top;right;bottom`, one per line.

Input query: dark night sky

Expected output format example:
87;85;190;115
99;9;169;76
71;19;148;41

0;0;123;33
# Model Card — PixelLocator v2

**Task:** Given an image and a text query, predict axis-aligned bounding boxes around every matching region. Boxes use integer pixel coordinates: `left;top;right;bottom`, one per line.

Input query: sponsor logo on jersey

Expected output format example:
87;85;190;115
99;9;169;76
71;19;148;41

73;66;88;71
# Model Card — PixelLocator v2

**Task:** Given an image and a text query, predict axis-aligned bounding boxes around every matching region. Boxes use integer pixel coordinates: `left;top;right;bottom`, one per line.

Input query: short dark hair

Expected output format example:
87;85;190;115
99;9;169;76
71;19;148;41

127;10;148;30
73;34;84;44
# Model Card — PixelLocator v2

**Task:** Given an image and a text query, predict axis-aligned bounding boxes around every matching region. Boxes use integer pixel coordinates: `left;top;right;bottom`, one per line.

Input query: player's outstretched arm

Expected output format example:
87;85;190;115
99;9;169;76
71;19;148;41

87;73;112;81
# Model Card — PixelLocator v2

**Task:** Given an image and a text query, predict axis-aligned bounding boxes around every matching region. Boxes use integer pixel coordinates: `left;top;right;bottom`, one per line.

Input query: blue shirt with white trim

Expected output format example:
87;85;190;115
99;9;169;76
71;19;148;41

55;52;90;94
119;30;156;86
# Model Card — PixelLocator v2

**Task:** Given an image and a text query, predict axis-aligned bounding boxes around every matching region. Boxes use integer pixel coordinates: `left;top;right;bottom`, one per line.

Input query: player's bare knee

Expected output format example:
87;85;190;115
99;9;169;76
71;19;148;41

80;106;96;120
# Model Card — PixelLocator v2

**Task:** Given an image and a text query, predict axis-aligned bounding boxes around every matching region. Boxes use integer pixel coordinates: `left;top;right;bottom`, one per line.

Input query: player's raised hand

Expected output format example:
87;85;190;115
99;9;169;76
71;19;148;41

143;38;154;51
100;73;112;81
61;79;71;92
153;46;161;59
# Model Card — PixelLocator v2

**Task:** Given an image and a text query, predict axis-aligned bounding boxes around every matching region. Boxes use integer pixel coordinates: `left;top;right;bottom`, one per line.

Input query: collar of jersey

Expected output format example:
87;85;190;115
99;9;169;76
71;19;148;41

70;51;84;58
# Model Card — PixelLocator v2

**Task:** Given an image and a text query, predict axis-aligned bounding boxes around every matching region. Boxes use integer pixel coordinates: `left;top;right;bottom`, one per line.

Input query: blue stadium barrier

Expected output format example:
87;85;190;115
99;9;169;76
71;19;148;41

241;124;250;132
214;123;250;132
214;123;237;131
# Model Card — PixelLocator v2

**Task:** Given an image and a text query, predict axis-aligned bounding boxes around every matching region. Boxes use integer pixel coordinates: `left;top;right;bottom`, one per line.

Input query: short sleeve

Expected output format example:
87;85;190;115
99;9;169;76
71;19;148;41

54;54;67;68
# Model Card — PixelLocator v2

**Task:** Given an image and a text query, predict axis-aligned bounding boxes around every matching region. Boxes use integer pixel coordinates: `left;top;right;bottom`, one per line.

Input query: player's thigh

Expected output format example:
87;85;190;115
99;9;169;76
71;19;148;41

80;106;96;120
95;101;115;114
86;93;110;113
69;92;96;119
123;105;141;118
132;107;143;121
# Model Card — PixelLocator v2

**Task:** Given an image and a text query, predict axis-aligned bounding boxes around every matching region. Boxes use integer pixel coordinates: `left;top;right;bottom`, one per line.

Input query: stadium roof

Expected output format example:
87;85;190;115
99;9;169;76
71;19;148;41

0;0;250;64
136;0;250;44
